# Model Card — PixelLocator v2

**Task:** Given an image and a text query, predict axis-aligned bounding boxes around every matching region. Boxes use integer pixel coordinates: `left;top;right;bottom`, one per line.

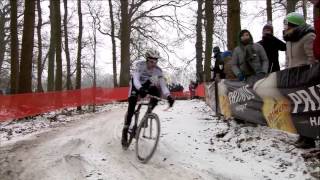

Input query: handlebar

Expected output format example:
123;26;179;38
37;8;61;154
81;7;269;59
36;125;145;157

138;94;168;106
148;95;167;102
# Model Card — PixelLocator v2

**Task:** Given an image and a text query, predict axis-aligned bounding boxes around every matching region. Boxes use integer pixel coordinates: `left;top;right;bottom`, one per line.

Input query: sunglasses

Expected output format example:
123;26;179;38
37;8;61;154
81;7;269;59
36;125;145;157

147;57;158;63
148;60;158;64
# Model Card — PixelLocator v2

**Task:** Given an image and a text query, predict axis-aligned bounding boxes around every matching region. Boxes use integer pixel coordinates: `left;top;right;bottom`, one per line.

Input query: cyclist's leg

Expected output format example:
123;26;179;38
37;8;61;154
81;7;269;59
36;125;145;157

125;96;138;127
122;82;138;146
147;86;160;112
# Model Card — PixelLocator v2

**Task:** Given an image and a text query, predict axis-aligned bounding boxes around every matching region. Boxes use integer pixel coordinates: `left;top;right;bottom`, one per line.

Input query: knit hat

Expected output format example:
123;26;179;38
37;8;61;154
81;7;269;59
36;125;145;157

263;24;273;34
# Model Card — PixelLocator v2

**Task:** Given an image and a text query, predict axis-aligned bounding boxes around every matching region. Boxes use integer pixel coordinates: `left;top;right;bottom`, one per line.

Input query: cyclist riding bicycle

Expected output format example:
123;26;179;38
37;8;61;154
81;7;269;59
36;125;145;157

121;49;175;147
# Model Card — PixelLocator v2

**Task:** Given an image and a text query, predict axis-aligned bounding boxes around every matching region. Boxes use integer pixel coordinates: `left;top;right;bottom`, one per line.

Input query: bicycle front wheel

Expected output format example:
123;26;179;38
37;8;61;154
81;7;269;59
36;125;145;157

135;113;160;163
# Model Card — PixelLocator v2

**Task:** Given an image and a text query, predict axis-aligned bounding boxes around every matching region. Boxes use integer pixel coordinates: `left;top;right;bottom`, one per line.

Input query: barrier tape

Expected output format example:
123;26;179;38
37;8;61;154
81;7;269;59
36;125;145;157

0;84;204;122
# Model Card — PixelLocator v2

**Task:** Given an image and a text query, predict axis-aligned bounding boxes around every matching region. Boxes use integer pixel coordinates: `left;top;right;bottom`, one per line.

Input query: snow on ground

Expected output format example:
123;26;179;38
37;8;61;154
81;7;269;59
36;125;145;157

0;100;319;180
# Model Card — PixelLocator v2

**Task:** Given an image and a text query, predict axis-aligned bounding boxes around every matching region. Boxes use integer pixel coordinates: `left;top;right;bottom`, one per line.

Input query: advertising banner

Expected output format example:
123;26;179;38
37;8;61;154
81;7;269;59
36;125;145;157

218;64;320;139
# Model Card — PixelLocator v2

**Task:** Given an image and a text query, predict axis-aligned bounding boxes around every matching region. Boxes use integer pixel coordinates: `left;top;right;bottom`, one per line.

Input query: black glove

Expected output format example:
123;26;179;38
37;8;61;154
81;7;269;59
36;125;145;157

142;80;151;88
139;87;148;98
237;72;245;81
167;95;175;107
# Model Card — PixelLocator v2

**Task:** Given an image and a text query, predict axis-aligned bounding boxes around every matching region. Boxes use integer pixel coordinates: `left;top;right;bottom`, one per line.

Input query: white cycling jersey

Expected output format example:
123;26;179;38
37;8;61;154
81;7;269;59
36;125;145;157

129;61;170;97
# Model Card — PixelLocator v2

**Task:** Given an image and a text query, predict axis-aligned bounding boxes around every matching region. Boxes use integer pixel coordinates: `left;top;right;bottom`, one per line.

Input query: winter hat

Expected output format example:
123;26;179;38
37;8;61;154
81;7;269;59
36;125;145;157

221;51;232;59
285;12;305;27
238;29;253;45
263;24;273;34
213;46;220;54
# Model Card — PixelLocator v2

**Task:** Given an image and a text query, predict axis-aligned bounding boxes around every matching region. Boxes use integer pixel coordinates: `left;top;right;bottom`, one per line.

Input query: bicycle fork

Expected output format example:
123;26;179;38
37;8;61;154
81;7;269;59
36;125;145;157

142;115;155;140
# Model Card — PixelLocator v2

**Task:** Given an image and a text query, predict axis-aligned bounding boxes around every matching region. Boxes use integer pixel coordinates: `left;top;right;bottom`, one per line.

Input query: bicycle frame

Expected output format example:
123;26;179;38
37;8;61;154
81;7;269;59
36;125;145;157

129;96;163;141
132;102;152;131
124;95;166;163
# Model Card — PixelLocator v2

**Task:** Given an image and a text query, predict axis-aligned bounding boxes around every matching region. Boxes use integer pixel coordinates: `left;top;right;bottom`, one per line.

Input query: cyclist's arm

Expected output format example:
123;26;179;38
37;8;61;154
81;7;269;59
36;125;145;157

159;76;170;97
132;71;142;90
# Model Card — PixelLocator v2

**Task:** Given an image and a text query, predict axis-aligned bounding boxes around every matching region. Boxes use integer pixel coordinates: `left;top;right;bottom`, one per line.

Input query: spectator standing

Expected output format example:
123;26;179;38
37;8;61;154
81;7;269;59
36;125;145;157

221;51;236;79
283;12;317;148
212;46;225;80
283;12;317;68
231;29;269;84
258;24;286;72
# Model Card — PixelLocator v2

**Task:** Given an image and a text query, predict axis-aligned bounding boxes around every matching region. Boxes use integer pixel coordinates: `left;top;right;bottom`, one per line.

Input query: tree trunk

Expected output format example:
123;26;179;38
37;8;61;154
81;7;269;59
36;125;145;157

76;0;82;90
302;0;307;20
93;17;97;112
119;0;130;87
287;0;299;14
266;0;272;23
204;0;213;82
227;0;241;51
18;0;35;93
93;19;97;89
63;0;72;90
195;0;203;83
36;0;43;92
47;0;55;91
0;9;6;77
108;0;118;87
54;0;62;91
76;0;82;111
10;0;19;94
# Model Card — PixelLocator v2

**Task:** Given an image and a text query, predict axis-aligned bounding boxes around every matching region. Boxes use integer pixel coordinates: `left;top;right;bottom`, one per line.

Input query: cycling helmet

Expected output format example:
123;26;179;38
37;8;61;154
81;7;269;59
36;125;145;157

285;12;305;26
145;49;160;59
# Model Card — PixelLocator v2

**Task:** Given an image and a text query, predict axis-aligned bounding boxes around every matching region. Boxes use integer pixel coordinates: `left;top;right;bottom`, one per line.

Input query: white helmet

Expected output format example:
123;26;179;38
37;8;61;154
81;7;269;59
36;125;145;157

145;49;160;59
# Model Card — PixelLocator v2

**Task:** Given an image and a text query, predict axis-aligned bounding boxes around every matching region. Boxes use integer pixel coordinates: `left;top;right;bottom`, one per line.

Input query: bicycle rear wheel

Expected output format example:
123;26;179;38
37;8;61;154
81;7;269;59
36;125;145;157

135;113;160;163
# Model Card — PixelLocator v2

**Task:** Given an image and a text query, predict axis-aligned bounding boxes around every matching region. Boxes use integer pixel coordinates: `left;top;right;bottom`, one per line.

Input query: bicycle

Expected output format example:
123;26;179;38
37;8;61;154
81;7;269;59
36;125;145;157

122;95;168;163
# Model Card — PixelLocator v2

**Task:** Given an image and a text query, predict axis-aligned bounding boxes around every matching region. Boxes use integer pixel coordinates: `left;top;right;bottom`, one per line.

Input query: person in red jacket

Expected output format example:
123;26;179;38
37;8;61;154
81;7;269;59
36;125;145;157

310;0;320;60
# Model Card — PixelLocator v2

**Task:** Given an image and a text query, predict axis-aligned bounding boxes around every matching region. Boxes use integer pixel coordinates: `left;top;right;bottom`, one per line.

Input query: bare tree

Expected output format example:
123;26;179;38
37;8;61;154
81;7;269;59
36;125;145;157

76;0;83;90
63;0;72;90
36;0;43;92
10;0;19;93
287;0;299;13
266;0;272;23
18;0;35;93
53;0;62;91
108;0;118;87
302;0;307;20
119;0;130;87
204;0;213;82
0;1;9;76
227;0;240;51
87;1;99;88
195;0;203;83
47;0;55;91
116;0;193;86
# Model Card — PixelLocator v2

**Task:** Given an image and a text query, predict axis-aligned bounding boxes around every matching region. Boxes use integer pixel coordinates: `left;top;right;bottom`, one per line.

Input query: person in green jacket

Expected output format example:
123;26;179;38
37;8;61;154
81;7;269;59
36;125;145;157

283;12;317;149
283;12;317;68
231;29;269;84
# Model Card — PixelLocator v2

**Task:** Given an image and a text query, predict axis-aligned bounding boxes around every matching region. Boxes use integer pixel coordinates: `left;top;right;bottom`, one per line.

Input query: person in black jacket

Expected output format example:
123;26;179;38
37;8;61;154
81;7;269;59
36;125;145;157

258;24;286;72
212;46;225;80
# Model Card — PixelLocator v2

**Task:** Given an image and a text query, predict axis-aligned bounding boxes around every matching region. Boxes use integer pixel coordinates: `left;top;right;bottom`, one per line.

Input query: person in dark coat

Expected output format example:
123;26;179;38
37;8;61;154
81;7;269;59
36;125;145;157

212;46;225;80
258;24;286;72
